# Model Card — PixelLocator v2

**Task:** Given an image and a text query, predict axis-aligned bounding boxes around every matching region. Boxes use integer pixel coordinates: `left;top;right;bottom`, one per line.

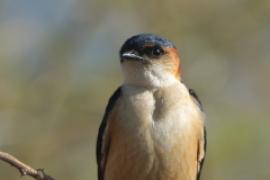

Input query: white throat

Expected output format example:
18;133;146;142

121;62;179;88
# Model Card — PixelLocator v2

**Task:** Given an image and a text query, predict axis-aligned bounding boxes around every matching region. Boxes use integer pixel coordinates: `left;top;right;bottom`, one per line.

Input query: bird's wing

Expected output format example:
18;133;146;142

188;89;207;180
196;126;207;180
96;87;122;180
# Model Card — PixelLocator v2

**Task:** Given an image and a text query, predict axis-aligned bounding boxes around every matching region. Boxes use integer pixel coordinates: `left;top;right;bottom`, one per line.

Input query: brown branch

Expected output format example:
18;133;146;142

0;151;55;180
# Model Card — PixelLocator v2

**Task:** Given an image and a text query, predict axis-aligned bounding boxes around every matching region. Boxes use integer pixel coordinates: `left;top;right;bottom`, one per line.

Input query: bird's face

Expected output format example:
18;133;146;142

120;34;181;88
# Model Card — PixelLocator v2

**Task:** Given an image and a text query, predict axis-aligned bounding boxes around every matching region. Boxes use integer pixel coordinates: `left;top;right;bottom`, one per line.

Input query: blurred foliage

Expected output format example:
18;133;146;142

0;0;270;179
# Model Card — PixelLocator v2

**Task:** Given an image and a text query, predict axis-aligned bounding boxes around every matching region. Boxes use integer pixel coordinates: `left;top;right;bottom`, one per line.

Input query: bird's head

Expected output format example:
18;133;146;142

120;33;181;88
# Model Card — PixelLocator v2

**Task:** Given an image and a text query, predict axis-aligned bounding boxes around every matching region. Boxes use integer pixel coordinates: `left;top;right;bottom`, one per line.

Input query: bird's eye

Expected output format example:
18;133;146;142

152;46;164;57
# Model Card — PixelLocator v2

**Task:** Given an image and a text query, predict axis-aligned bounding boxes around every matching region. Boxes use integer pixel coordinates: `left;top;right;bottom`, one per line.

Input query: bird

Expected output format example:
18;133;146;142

96;33;206;180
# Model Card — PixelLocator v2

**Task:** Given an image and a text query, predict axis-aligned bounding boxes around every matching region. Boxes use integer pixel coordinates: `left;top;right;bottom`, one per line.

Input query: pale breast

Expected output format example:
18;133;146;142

105;83;203;180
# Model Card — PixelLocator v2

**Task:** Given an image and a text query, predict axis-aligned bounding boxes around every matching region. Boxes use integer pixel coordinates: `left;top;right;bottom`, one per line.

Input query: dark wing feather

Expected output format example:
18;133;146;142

188;89;207;180
96;87;122;180
189;88;203;111
196;127;207;180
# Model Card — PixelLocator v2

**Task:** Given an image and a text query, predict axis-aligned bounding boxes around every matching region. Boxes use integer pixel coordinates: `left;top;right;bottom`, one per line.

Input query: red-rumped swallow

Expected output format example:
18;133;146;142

96;33;206;180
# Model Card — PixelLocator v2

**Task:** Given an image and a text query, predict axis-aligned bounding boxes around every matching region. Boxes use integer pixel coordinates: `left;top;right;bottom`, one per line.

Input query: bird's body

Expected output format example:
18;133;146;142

96;34;206;180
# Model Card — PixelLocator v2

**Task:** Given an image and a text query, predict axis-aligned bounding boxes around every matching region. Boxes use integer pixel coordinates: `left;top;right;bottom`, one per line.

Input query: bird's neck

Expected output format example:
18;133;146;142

122;69;181;89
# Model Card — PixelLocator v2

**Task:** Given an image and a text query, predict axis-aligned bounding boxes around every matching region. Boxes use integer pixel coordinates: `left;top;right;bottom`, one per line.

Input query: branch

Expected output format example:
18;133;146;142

0;151;55;180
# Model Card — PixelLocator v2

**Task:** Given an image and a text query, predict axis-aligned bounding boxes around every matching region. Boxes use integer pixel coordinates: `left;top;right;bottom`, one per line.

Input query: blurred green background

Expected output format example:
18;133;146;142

0;0;270;179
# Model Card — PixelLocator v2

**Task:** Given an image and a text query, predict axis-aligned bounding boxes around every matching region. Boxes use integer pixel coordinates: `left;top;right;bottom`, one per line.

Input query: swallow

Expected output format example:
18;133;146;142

96;33;206;180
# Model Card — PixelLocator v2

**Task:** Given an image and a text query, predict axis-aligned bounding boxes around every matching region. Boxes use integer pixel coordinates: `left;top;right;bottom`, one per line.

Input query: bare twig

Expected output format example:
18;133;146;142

0;151;55;180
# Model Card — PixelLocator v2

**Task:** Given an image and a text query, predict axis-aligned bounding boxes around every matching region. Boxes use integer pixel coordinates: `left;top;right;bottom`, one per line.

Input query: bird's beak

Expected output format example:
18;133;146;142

121;51;144;62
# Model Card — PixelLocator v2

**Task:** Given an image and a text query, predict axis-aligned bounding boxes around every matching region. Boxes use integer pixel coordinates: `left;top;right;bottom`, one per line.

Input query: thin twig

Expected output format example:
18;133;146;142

0;151;55;180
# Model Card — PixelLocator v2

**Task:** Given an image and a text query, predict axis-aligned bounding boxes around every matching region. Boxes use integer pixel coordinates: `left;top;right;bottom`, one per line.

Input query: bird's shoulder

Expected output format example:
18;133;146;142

188;88;203;111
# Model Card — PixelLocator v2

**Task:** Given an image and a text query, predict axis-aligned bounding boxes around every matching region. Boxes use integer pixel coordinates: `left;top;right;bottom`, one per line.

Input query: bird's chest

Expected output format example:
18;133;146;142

120;86;191;134
117;85;197;153
107;85;199;180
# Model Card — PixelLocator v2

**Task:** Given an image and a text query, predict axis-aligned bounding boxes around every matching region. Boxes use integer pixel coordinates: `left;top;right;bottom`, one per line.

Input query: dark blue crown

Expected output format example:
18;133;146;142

120;33;175;55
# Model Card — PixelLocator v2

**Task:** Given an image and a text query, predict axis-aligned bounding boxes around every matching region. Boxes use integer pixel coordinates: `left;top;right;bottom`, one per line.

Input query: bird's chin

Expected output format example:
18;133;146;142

121;58;151;65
